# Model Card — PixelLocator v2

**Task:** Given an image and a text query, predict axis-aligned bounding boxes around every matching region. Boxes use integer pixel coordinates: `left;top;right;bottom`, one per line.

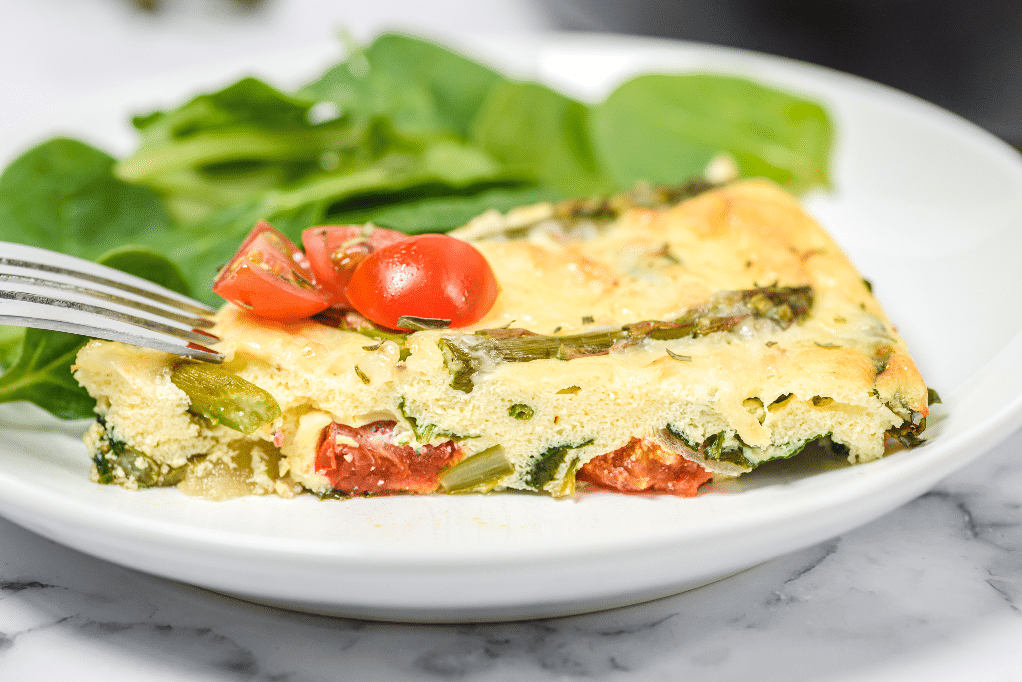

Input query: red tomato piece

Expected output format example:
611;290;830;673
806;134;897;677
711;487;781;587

301;224;408;307
578;438;713;496
212;221;332;320
345;234;500;330
315;420;462;494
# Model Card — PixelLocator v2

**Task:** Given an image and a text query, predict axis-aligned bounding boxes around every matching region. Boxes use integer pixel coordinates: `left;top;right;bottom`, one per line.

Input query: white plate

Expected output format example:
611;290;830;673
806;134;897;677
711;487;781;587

2;33;1022;623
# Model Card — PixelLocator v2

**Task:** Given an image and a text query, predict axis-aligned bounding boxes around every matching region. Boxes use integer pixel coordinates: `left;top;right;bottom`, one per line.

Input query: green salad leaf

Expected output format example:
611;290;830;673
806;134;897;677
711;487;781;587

0;329;94;420
470;80;609;196
591;73;833;193
0;327;23;372
115;77;359;225
300;33;506;141
0;138;176;257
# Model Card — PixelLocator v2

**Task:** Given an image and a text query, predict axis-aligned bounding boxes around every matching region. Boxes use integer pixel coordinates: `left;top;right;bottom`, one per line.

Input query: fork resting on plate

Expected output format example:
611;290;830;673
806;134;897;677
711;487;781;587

0;241;223;363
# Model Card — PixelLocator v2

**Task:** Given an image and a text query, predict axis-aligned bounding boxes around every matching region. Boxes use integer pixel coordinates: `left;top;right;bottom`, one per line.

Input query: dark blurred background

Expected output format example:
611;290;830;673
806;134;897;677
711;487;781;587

543;0;1022;149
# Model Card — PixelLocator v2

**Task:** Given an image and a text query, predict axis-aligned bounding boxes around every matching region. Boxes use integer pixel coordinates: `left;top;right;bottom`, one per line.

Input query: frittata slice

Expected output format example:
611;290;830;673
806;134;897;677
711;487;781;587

74;179;930;498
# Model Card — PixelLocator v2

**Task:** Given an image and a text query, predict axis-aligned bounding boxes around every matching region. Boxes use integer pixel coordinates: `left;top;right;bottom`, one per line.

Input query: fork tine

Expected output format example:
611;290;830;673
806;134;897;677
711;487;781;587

0;242;217;316
0;241;224;363
0;290;223;363
0;272;215;329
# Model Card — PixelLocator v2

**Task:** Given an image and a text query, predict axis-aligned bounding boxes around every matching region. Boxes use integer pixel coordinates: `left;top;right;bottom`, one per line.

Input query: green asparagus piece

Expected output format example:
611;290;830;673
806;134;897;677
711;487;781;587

171;363;281;434
439;445;515;493
439;284;813;392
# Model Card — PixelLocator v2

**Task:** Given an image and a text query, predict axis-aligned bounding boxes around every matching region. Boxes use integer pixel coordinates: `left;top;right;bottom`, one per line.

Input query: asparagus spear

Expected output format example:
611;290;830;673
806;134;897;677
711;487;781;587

437;284;813;393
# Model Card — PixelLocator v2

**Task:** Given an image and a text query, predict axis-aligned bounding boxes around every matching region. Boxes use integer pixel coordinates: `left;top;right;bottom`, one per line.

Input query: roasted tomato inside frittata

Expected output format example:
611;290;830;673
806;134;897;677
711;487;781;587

315;421;463;494
579;439;714;495
314;422;712;496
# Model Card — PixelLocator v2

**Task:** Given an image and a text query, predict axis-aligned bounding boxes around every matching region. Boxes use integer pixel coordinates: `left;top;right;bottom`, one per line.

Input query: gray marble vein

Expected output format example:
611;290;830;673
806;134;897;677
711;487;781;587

2;427;1021;681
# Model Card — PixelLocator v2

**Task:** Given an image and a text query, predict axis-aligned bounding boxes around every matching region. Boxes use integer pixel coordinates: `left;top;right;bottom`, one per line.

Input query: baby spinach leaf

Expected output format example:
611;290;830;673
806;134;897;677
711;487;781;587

358;185;561;235
591;73;833;193
0;138;175;258
167;198;330;305
471;81;610;196
162;139;521;301
301;33;506;141
0;327;23;373
116;77;359;224
0;329;93;420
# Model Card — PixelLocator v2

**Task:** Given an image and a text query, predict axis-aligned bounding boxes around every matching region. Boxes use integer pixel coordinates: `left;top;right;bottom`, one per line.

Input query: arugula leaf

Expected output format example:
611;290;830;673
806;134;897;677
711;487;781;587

590;73;833;193
0;138;176;258
471;81;609;196
301;33;506;140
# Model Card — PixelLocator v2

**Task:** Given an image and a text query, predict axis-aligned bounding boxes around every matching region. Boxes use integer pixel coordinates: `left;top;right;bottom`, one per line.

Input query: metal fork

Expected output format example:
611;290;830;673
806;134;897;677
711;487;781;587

0;241;223;363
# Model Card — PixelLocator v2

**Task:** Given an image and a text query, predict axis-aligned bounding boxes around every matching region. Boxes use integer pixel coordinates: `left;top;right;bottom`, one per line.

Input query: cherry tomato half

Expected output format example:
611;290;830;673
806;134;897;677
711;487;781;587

345;234;500;330
301;224;407;307
213;221;332;320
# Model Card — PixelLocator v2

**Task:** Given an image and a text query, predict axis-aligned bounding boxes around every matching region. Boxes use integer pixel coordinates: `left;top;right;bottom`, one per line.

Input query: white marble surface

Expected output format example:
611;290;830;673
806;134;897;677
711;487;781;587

4;2;1022;679
0;425;1020;681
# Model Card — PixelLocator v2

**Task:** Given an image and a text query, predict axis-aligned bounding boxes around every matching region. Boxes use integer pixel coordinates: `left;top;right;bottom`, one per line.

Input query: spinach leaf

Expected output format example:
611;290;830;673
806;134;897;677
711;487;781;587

357;185;562;235
0;329;93;420
471;81;610;196
0;138;176;258
167;199;330;304
591;73;833;193
0;327;24;372
0;140;186;412
301;33;506;141
115;77;359;224
162;139;521;302
117;61;523;246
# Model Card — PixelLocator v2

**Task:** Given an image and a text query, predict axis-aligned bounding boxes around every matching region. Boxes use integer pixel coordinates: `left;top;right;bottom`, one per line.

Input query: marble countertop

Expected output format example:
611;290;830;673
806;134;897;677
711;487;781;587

1;425;1020;681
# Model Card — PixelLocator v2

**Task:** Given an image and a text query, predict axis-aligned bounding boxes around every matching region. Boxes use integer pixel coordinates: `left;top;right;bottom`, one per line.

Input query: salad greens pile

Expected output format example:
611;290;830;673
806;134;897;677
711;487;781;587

0;33;833;420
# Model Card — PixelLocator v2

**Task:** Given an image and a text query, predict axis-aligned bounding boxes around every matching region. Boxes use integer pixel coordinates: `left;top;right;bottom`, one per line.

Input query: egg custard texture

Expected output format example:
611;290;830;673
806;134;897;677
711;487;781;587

73;179;931;499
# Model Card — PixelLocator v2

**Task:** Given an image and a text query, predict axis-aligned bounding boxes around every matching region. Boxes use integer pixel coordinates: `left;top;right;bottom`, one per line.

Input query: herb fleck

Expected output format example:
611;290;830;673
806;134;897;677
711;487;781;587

354;366;370;385
397;316;451;331
581;315;594;325
508;403;535;420
654;243;680;264
666;349;692;362
557;386;581;395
